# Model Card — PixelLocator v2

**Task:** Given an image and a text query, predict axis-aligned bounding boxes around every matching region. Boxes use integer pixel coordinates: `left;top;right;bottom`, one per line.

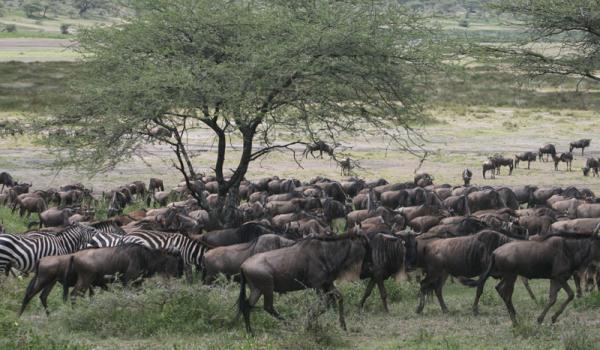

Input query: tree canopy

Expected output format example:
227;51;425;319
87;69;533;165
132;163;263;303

486;0;600;82
41;0;446;222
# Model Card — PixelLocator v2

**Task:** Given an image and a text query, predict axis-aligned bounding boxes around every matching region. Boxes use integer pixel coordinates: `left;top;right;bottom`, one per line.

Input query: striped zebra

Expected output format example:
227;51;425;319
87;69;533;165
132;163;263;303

86;221;126;248
0;224;97;275
120;230;206;280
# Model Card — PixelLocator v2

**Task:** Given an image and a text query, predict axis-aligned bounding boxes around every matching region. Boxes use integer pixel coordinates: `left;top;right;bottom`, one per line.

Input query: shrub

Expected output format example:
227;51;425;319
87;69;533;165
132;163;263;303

60;23;70;35
5;24;17;33
22;2;44;18
458;19;469;28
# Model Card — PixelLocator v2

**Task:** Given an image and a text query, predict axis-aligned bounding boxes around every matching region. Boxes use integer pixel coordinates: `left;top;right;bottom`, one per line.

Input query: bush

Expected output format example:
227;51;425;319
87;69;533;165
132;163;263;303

60;23;70;35
458;19;469;28
22;2;44;18
5;24;17;33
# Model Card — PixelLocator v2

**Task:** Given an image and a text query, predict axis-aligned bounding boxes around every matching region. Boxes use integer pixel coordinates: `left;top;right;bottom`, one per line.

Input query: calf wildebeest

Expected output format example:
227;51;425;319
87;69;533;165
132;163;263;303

538;143;557;162
482;160;496;179
66;244;184;300
237;234;369;334
569;139;591;156
359;231;417;312
202;234;296;284
468;233;600;324
462;169;472;187
583;157;600;177
0;171;16;192
415;230;513;315
514;152;536;169
552;152;573;171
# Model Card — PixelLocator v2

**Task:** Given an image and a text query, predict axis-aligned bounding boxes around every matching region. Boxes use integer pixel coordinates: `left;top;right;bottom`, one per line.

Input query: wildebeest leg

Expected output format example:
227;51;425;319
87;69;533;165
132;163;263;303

359;279;376;310
573;271;583;298
326;285;346;331
551;280;574;324
416;274;437;314
527;160;531;169
40;284;54;315
376;279;389;313
262;289;283;321
496;275;517;324
537;279;560;324
521;277;536;301
434;274;449;313
184;264;193;284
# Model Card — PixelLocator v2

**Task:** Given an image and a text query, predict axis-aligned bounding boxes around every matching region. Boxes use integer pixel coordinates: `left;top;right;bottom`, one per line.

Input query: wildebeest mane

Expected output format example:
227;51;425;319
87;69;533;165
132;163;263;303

236;221;276;243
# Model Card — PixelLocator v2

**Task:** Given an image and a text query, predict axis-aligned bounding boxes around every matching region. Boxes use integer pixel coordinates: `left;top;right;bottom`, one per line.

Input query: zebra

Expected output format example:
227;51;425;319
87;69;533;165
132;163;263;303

0;224;97;275
86;221;126;248
120;230;206;281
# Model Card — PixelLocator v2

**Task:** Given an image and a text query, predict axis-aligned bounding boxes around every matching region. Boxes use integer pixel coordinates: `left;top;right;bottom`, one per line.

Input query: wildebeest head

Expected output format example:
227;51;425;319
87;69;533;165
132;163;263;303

397;229;418;269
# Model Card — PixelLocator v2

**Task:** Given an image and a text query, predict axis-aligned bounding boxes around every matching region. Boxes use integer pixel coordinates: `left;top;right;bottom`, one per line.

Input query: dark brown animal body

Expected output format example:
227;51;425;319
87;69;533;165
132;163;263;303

552;152;573;171
202;234;295;283
238;235;368;333
415;230;512;315
469;236;600;324
538;144;557;162
514;152;536;169
66;244;183;300
583;158;599;177
569;139;591;156
482;160;496;179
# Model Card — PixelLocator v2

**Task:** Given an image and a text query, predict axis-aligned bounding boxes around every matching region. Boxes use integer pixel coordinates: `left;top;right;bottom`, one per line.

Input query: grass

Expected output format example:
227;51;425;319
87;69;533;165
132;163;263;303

3;267;600;349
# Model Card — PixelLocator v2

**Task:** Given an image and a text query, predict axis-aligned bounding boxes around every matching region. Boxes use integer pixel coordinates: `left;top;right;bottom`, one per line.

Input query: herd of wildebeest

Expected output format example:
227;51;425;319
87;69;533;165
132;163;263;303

1;139;600;334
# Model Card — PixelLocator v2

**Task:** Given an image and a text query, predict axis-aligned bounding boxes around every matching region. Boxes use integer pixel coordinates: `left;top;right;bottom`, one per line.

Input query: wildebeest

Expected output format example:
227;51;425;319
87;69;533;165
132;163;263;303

569;139;591;156
303;140;336;159
468;234;600;324
576;204;600;218
583;158;600;177
237;234;368;334
467;189;505;213
538;144;557;162
359;231;417;312
0;172;16;192
491;155;513;175
462;169;472;186
415;230;513;315
19;252;108;315
12;194;47;219
552;152;573;171
482;160;496;179
514;152;536;169
66;244;184;300
201;234;296;284
148;178;165;193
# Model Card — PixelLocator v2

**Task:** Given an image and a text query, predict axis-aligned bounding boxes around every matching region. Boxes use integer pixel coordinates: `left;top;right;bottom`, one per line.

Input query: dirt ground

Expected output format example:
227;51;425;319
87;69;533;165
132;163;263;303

1;107;598;194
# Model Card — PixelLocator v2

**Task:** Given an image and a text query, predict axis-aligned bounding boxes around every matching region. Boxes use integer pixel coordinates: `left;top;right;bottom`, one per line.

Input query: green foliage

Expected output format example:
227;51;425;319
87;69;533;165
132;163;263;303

458;18;469;27
483;0;600;83
22;2;44;18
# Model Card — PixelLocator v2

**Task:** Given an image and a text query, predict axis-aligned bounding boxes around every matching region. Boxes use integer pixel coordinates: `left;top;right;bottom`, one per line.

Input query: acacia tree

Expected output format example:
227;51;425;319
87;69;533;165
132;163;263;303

486;0;600;82
42;0;444;224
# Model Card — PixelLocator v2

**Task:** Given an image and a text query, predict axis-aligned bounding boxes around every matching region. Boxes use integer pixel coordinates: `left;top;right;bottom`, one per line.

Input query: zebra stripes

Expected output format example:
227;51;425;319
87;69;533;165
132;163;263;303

120;230;204;267
0;224;97;274
87;221;126;248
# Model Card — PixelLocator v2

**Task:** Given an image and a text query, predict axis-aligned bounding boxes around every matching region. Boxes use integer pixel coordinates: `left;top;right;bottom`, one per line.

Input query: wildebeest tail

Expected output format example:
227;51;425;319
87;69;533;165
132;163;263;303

19;260;40;316
462;254;495;288
237;271;252;333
